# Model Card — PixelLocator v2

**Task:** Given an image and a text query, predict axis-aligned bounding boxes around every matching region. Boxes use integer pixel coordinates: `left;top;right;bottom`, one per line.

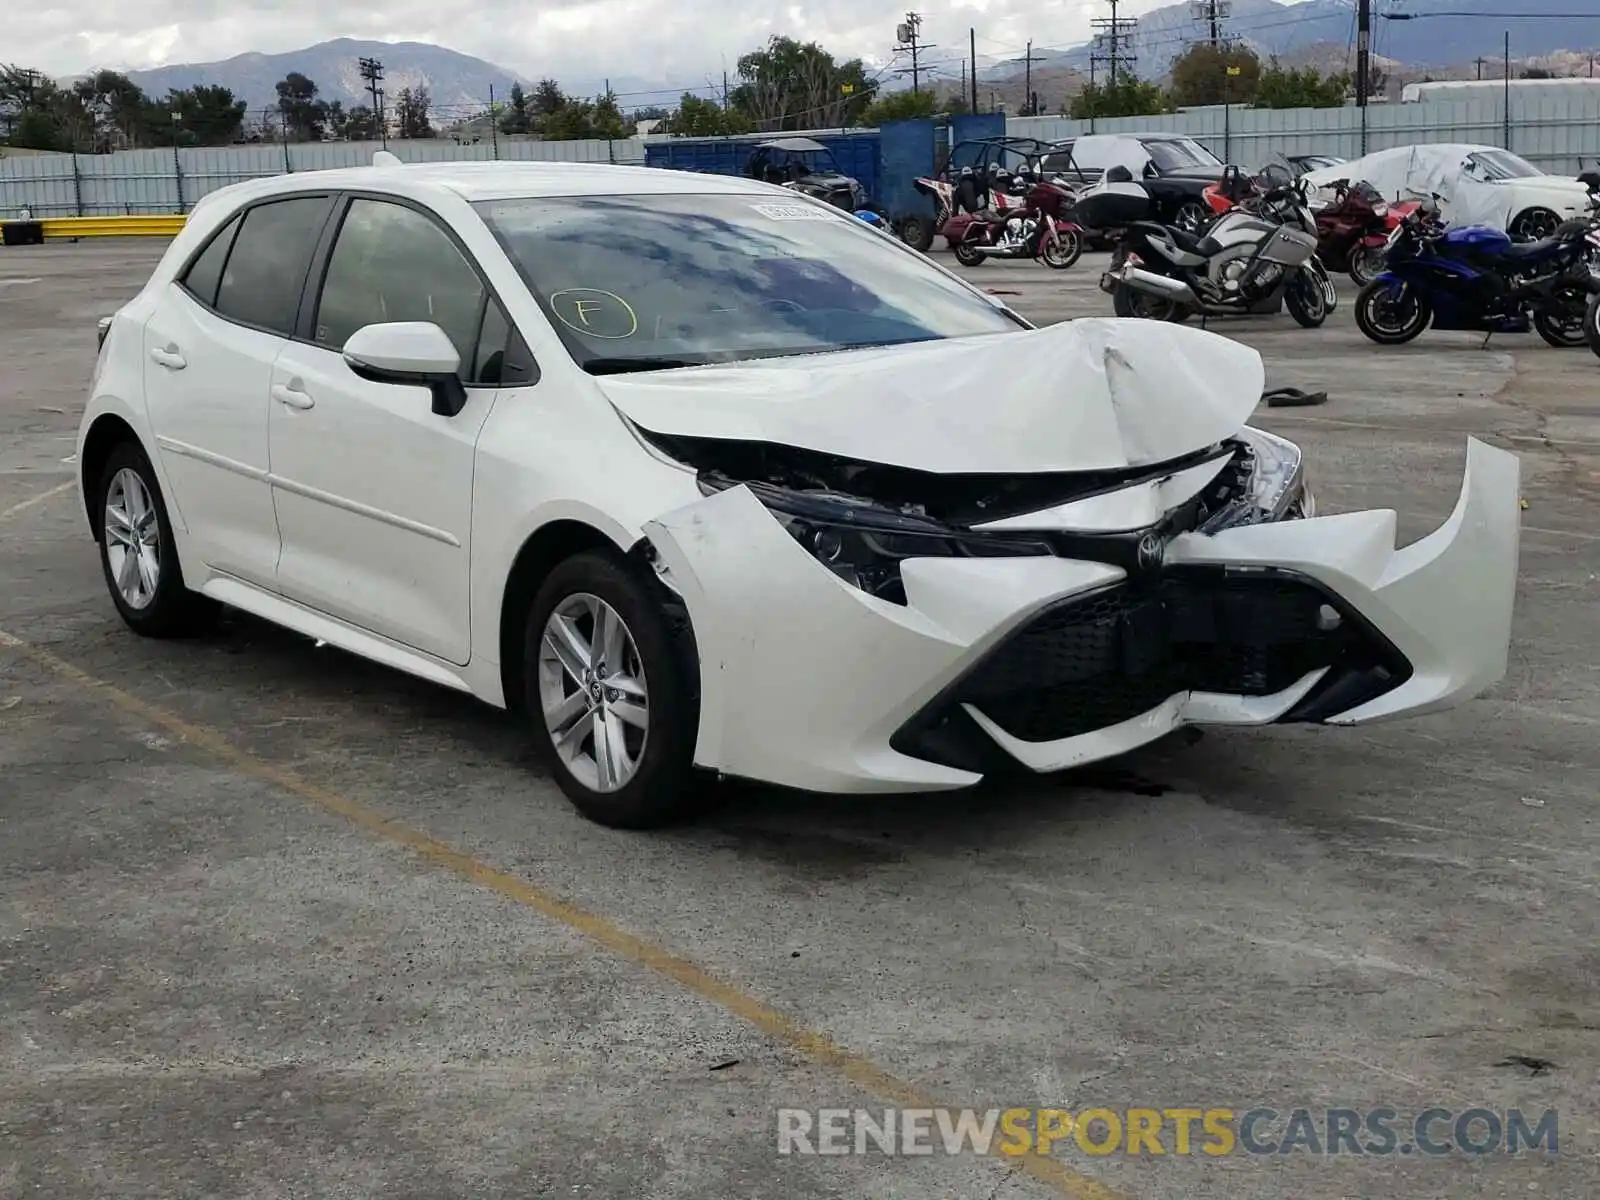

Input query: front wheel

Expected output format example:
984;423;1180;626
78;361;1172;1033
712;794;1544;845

1039;226;1082;269
1354;278;1431;344
1347;243;1387;287
1285;266;1330;328
523;551;701;829
1112;281;1189;322
1587;291;1600;359
899;213;935;252
953;240;986;267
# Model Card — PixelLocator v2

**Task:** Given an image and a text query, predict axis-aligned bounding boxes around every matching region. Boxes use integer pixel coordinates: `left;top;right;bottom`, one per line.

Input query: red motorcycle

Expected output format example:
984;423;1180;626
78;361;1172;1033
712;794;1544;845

943;176;1084;269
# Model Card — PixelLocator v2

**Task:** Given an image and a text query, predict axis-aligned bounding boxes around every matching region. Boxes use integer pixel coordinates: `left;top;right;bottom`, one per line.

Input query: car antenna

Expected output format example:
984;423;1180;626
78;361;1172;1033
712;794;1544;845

372;150;402;167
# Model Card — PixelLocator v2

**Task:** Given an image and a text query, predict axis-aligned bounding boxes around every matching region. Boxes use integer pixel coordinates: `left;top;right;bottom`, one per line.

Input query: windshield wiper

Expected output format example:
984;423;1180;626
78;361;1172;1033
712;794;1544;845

584;356;701;375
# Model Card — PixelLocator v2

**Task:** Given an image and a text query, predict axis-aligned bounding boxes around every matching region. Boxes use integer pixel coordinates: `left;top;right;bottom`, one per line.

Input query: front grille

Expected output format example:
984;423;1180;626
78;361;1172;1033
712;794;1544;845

894;568;1409;755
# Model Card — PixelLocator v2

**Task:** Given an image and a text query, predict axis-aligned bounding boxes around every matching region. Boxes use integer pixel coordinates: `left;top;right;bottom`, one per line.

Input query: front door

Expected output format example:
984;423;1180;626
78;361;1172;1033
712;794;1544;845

268;196;508;666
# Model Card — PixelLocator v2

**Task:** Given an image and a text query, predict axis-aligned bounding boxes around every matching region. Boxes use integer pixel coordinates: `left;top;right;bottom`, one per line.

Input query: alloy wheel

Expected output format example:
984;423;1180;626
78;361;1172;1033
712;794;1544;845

103;467;161;610
537;593;650;793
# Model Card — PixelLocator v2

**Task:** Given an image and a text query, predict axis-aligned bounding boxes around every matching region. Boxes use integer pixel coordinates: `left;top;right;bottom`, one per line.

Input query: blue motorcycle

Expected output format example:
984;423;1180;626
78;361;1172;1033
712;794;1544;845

1354;201;1600;347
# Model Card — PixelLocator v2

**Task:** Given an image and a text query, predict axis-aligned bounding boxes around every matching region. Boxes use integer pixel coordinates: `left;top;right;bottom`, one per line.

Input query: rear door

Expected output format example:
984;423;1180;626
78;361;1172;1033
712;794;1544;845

141;193;334;588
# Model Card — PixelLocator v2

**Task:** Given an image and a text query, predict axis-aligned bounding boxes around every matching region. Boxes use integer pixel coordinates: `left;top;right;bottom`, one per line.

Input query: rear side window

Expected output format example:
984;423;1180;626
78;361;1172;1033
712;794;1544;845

214;196;331;336
179;214;240;307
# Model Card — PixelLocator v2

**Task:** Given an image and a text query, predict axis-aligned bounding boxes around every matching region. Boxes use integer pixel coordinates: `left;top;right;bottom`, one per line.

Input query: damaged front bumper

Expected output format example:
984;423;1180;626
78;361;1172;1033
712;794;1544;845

641;438;1521;793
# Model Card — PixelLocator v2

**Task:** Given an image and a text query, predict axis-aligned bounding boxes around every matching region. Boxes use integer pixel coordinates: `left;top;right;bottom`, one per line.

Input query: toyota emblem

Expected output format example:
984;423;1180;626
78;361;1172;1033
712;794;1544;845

1136;534;1165;572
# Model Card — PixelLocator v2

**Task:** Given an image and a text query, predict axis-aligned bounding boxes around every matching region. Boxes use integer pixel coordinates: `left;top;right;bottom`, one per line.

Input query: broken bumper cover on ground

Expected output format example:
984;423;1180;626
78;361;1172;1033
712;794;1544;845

641;438;1521;793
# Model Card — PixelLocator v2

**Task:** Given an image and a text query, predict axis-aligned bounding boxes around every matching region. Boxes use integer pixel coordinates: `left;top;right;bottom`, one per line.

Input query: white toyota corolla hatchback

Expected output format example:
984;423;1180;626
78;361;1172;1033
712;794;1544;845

78;157;1522;828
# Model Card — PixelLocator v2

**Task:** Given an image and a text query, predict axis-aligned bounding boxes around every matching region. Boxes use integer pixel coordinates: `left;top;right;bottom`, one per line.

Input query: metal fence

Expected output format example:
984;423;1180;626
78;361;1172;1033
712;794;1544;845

5;89;1600;218
0;137;644;218
1008;90;1600;175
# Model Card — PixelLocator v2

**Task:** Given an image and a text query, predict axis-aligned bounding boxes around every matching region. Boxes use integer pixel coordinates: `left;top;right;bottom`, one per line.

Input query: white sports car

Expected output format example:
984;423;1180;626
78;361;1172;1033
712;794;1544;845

78;158;1523;828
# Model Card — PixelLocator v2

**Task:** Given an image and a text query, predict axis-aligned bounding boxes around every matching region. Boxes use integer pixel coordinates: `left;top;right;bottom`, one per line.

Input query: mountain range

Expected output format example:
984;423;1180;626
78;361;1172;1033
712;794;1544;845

89;1;1600;126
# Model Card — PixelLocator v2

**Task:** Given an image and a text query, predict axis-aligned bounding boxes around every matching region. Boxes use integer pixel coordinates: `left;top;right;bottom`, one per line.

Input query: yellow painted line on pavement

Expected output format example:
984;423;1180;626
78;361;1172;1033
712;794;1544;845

0;480;75;523
0;623;1128;1200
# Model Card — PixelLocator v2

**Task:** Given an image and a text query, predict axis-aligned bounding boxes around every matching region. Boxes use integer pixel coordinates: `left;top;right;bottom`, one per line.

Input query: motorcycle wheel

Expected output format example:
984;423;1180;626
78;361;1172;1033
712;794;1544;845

1040;227;1082;269
1533;285;1591;348
1112;282;1189;323
953;241;986;267
1355;279;1430;345
1347;244;1387;287
899;214;935;252
1587;291;1600;359
1285;267;1329;329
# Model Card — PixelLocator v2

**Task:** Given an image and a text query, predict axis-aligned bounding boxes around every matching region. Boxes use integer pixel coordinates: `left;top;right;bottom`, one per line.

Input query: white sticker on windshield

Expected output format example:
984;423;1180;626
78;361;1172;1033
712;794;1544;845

750;202;837;221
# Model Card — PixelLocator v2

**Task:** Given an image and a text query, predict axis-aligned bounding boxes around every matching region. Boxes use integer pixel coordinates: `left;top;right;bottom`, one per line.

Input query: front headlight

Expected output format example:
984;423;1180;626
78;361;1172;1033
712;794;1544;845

699;476;1050;603
1200;427;1311;532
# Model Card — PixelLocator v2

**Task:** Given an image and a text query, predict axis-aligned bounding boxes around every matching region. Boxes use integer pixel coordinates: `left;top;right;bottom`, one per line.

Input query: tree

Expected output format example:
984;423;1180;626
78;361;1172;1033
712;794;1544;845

341;104;381;141
1169;44;1262;107
1521;67;1555;79
1252;64;1351;109
500;82;531;133
859;87;938;125
729;36;871;131
542;97;595;140
663;93;750;136
1069;76;1169;119
591;89;629;139
532;79;568;121
157;84;247;145
275;72;327;141
395;85;433;138
74;69;152;149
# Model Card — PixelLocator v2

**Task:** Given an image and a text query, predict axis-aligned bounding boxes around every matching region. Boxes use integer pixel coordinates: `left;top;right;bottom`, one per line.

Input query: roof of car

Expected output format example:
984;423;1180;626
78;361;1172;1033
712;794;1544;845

199;159;781;209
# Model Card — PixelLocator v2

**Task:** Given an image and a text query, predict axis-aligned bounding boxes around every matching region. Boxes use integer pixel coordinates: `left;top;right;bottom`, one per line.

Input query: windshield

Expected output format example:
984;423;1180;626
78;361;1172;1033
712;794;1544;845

1466;150;1543;180
475;194;1022;373
1145;138;1222;171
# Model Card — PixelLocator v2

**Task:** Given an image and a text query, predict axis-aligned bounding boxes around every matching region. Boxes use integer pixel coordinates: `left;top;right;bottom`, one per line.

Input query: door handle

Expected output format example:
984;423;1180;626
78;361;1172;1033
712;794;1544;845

149;345;186;370
271;383;315;410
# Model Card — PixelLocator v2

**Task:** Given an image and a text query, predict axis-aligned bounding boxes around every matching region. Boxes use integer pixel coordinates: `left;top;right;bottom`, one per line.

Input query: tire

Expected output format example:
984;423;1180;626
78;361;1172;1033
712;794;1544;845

899;214;935;252
1347;243;1387;287
1509;207;1560;243
953;240;986;267
1533;284;1591;348
1354;278;1430;345
95;441;219;638
1587;291;1600;359
1040;226;1082;269
523;550;701;829
1172;201;1209;234
1112;281;1188;322
1285;267;1329;329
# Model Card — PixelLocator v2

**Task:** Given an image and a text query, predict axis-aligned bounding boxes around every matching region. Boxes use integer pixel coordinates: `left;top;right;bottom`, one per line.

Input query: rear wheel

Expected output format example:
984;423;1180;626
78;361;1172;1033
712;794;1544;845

1533;283;1591;347
1039;226;1082;269
95;441;219;638
1347;243;1387;287
899;213;935;252
1172;201;1209;234
1354;278;1430;344
1112;282;1189;322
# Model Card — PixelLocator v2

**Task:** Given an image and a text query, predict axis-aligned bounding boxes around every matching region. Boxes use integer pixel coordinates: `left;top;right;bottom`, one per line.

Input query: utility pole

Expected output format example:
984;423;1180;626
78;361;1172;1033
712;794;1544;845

1090;0;1138;89
1475;56;1486;80
969;27;978;110
1190;0;1230;49
1504;30;1512;149
1355;0;1370;154
488;83;499;156
1021;40;1048;116
896;13;934;93
358;56;386;147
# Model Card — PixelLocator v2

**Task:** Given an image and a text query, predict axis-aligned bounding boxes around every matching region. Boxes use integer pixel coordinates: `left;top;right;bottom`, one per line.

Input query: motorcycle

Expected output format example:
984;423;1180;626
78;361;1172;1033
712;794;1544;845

944;174;1084;269
1354;201;1600;348
1088;167;1336;327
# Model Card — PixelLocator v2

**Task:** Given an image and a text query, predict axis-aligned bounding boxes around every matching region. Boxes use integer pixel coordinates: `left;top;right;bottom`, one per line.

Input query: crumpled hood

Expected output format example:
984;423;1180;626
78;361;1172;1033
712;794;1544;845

596;317;1265;474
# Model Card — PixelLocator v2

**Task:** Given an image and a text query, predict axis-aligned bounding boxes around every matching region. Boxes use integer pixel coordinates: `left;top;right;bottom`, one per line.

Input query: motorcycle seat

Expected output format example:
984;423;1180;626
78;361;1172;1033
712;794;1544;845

1500;238;1559;259
1131;221;1216;257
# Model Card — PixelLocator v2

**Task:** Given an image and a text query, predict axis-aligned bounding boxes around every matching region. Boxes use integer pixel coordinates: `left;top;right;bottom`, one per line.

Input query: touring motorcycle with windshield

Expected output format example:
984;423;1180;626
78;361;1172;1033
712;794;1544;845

1354;200;1600;347
944;173;1084;269
1086;165;1336;326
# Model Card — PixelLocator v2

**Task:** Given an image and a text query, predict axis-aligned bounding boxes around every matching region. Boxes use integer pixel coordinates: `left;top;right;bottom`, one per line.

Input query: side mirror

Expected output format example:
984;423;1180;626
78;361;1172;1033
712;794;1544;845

342;322;467;417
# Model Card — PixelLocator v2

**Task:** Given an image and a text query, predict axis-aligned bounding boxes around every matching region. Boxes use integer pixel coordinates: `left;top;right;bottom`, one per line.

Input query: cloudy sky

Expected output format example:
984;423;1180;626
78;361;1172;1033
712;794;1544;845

14;0;1189;87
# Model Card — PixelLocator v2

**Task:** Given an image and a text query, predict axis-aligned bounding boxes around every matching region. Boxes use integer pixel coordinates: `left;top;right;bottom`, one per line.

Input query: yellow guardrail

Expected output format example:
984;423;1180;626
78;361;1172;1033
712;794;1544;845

40;214;188;238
